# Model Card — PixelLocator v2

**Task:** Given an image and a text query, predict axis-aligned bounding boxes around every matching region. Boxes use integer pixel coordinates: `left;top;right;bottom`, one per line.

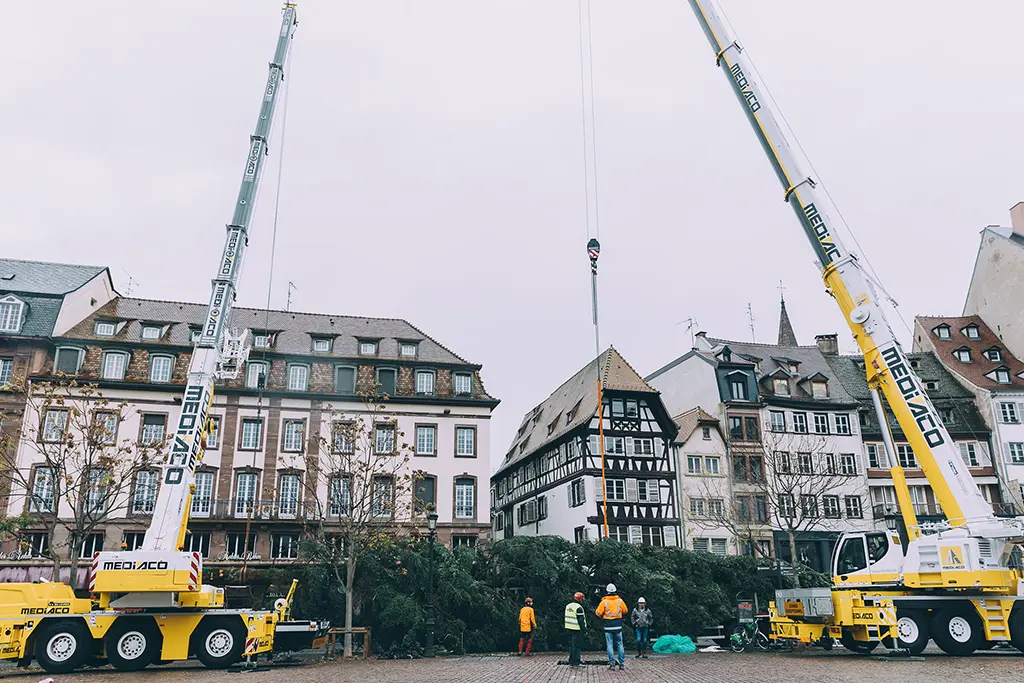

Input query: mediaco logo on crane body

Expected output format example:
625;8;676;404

101;560;170;571
881;346;945;448
20;601;72;616
164;384;211;486
802;204;842;264
728;63;761;112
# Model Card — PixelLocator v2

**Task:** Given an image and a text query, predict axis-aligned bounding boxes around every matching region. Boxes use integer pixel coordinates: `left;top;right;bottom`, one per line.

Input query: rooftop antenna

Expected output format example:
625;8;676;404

121;268;136;297
286;281;296;312
746;303;756;342
677;317;699;349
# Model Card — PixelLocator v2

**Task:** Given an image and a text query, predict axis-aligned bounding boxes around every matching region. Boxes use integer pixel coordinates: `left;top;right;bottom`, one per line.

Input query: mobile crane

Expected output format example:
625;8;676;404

685;0;1024;656
0;4;328;674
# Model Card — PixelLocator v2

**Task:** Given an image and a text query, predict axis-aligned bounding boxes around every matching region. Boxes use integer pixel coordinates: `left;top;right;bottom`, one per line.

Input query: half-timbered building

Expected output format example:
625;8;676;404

490;348;681;546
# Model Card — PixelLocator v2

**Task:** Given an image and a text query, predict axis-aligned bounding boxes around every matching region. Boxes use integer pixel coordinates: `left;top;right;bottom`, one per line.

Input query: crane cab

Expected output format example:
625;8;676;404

832;531;905;588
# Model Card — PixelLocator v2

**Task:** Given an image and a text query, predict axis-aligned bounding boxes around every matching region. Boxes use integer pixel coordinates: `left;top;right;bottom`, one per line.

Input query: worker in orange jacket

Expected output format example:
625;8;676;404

518;597;537;655
596;583;628;670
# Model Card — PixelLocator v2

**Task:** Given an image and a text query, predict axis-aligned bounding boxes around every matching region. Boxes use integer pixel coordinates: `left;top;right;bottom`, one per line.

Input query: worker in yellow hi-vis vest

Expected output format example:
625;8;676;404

564;592;587;668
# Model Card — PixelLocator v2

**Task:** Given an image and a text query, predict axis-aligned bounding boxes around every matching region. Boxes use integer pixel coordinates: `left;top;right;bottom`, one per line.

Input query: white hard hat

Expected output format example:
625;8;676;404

606;583;616;593
638;597;646;603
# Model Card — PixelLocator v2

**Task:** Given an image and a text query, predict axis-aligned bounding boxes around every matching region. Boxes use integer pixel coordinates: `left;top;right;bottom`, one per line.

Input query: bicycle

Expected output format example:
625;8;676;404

729;620;770;653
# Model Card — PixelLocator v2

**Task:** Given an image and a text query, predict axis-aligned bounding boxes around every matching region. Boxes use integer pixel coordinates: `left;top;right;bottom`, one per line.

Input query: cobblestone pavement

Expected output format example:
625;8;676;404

4;650;1024;683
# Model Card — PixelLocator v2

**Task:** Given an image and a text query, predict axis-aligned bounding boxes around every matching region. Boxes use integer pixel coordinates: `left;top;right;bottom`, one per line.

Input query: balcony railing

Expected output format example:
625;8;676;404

873;502;1021;521
191;498;320;521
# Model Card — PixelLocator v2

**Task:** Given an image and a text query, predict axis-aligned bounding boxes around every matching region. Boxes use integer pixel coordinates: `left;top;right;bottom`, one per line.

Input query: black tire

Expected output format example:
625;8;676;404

105;617;161;672
192;617;246;669
931;606;983;656
894;610;930;656
840;630;878;654
34;620;92;674
1010;608;1024;653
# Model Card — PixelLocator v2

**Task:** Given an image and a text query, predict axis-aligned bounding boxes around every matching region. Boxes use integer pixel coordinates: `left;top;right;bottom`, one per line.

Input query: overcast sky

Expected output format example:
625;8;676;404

4;1;1023;469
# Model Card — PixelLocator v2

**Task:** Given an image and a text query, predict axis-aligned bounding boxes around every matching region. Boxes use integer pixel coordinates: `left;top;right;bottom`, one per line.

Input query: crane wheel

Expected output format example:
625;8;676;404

34;619;92;674
192;617;246;669
891;611;929;655
105;617;162;672
931;606;982;656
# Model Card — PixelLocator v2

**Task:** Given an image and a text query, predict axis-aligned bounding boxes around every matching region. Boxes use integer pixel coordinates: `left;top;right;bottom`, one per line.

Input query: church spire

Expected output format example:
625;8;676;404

777;281;798;346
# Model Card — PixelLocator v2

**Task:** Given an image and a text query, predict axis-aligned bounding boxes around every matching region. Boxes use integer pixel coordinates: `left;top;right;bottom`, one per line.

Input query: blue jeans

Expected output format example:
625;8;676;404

635;626;649;653
604;630;624;664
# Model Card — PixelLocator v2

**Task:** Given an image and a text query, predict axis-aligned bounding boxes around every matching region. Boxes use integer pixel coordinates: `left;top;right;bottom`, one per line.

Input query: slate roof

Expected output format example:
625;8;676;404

0;259;106;296
62;297;479;368
672;406;719;444
917;315;1024;391
497;347;656;473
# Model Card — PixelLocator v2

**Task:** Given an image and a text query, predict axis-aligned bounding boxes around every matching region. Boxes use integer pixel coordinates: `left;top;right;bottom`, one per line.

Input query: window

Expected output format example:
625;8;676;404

414;476;436;513
456;426;476;457
206;416;221;449
313;338;331;352
453;373;474;396
607;525;629;543
184;532;211;558
94;411;118;445
778;494;795;518
692;538;709;553
605;479;626;501
625;399;639;418
246;361;267;389
985;348;1003;362
811;381;829;399
400;342;418;357
999;402;1020;424
240;418;262;450
959;442;979;467
611;399;624;417
80;533;104;557
702;427;711;440
86;468;108;515
1009;443;1024;465
643;526;665;548
140;414;166;446
282;420;304;452
773;378;789;395
792;413;807;434
253;334;272;349
737;496;751;522
234;472;259;517
453;535;478;548
359;340;378;355
754;495;768;523
633;438;654;456
93;320;117;337
925;381;939;391
372;476;394;517
569;478;586;507
822;495;841;518
132;471;158;514
996;369;1012;384
813;413;829;434
271;534;300;560
953;348;972;363
192;472;213;517
141;325;161;340
776;452;792;474
376;368;397;395
287;364;309;391
687;455;702;474
121;532;146;551
225;533;257;559
637;480;660;503
964;325;980;339
334;366;356;393
859;411;869;428
689;498;706;517
800;494;818;518
101;351;128;380
835;414;851;435
728;415;759;441
31;467;54;512
866;443;881;469
749;455;764;482
415;369;436;395
840;453;857;475
708;498;724;516
824;453;837;474
606;436;626;454
729;377;748;401
330;477;351;516
934;325;951;340
897;444;916;469
190;328;202;343
54;347;83;375
770;411;786;433
375;423;396;454
837;537;867;574
797;452;813;474
704;456;720;474
149;355;173;383
844;496;863;519
415;425;437;455
0;296;24;332
332;422;354;454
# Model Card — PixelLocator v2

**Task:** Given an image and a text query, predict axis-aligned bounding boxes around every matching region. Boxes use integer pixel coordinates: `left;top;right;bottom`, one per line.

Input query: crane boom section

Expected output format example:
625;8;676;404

685;0;993;525
142;4;298;552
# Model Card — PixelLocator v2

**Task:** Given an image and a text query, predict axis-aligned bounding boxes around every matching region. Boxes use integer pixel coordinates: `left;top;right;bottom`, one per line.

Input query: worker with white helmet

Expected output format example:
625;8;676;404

596;582;629;670
631;597;653;658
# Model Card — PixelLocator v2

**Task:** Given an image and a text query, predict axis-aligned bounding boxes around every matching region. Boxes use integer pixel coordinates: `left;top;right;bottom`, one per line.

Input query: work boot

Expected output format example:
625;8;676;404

619;662;625;670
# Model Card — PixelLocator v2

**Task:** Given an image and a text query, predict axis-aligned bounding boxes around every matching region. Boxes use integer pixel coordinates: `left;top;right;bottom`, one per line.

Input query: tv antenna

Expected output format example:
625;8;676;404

286;281;297;312
677;317;700;349
746;303;756;342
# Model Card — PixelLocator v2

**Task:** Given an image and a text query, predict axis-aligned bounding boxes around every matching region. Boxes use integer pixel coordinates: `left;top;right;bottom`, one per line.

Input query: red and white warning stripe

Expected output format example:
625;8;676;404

188;552;200;591
88;553;100;592
245;638;257;655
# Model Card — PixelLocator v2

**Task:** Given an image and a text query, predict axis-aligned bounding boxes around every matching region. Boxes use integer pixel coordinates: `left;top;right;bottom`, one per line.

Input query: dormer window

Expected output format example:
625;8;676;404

95;321;116;337
773;378;789;396
910;359;920;369
0;295;25;333
190;328;202;343
995;368;1011;384
359;340;378;356
312;338;331;353
141;325;162;340
253;333;273;349
400;342;418;358
934;325;951;340
453;372;473;396
925;380;939;391
728;374;748;401
811;381;828;399
963;325;980;340
789;363;799;374
985;348;1003;363
721;348;732;362
953;348;972;363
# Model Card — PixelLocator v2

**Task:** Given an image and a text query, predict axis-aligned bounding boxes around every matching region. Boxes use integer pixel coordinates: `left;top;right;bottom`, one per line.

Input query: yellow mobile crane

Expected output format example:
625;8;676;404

685;0;1024;656
1;4;328;674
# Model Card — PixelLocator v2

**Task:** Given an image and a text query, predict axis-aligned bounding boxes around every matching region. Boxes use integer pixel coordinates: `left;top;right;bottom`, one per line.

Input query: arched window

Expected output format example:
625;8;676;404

0;295;25;333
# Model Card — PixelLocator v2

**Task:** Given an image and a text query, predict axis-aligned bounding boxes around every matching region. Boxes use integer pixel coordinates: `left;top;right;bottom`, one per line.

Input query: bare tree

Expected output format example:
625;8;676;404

300;390;419;658
0;378;159;587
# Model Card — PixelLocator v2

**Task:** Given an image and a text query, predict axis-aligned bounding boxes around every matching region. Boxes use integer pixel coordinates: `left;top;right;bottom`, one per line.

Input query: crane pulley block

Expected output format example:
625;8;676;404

217;328;251;379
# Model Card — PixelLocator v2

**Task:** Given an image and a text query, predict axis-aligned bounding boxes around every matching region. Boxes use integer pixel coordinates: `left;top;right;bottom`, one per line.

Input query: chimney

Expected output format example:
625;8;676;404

1011;202;1024;236
694;331;713;351
815;334;839;356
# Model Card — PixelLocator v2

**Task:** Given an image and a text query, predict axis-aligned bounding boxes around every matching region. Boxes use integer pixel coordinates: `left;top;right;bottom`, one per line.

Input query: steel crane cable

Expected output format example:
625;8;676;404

577;0;602;240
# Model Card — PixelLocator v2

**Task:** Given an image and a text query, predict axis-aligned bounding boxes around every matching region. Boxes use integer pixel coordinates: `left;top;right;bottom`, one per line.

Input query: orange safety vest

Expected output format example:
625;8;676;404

596;595;627;621
519;605;537;632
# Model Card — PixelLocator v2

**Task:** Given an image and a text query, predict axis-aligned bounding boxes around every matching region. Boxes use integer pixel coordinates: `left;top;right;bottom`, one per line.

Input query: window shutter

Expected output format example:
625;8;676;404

1018;402;1024;421
648;482;660;504
663;525;678;547
626;437;634;455
1005;443;1013;464
978;441;991;465
594;479;604;502
625;479;638;503
538;496;548;520
628;525;642;545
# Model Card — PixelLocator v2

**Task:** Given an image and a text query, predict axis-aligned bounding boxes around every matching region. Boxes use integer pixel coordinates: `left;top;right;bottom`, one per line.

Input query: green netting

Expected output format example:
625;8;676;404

651;634;696;654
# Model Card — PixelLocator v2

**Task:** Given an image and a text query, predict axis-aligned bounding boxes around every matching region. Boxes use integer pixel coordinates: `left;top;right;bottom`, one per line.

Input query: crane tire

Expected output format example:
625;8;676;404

931;606;982;656
105;617;161;672
34;619;92;674
193;616;247;669
892;610;929;655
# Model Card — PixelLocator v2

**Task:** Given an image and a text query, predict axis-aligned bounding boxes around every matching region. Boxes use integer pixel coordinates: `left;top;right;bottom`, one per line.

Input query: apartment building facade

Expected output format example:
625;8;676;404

964;202;1024;360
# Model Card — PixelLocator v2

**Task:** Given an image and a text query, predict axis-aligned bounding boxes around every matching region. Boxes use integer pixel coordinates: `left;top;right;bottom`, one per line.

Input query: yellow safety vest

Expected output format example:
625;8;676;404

564;602;585;630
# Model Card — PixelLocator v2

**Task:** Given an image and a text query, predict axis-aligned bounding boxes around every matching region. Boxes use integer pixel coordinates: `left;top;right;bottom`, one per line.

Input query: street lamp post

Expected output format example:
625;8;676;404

425;511;438;658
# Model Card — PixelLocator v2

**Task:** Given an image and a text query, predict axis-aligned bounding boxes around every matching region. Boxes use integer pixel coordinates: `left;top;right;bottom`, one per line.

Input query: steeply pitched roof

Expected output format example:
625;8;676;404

917;315;1024;390
777;298;798;346
62;297;482;368
672;406;719;443
497;347;656;473
0;259;106;296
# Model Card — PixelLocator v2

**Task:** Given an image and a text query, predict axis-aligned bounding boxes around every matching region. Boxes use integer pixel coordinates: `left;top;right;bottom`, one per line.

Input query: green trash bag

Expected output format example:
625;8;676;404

652;634;697;654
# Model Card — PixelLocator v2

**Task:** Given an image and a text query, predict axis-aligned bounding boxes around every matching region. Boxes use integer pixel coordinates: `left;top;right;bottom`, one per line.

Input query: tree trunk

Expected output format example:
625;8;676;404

66;535;82;589
344;538;356;658
787;529;800;588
